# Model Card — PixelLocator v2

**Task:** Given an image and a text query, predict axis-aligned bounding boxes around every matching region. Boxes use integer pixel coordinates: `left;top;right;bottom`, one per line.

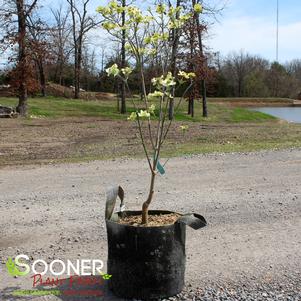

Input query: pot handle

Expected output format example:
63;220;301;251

177;213;207;230
105;186;125;220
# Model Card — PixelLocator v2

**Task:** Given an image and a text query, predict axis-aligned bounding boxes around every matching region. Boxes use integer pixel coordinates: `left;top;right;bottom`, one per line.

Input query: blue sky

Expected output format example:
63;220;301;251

2;0;300;67
208;0;301;62
90;0;300;62
39;0;301;63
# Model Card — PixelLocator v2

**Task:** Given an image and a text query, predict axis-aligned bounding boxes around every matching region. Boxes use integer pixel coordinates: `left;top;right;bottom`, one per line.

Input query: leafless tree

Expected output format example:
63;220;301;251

66;0;101;99
286;59;301;82
82;46;98;91
50;4;72;85
222;51;254;97
27;14;53;96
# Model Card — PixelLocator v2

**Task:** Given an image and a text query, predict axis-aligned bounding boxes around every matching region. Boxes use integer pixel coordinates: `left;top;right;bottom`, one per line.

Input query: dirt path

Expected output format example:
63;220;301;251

0;149;301;300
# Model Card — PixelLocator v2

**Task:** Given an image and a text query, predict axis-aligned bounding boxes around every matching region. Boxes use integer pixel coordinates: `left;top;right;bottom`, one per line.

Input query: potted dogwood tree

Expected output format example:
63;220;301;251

98;1;207;299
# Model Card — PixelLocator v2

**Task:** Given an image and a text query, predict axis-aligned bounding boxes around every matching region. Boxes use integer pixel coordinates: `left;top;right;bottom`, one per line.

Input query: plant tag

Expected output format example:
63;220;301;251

157;161;165;175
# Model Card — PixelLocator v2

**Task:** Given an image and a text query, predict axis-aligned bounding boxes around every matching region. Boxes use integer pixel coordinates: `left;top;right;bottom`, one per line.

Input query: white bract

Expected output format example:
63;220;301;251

138;110;151;119
194;3;203;14
98;0;201;225
106;64;120;77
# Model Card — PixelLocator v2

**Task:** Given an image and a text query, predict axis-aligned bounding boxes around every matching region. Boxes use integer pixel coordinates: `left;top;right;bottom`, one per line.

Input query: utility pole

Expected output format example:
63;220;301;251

276;0;279;62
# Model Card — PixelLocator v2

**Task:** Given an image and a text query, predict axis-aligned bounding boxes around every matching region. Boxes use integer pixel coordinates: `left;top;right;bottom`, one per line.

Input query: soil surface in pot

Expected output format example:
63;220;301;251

119;212;181;227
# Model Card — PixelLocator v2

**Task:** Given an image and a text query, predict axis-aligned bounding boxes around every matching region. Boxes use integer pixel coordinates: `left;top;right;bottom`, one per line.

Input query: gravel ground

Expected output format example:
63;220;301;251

165;280;301;301
0;149;301;300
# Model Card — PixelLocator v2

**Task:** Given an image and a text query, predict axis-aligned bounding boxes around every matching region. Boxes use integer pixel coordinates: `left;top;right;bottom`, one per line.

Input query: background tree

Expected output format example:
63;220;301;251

191;0;208;117
50;5;72;86
168;0;182;120
266;62;298;98
0;0;39;115
16;0;38;115
66;0;101;99
119;0;127;114
27;14;53;96
7;0;38;116
221;51;254;97
244;57;270;97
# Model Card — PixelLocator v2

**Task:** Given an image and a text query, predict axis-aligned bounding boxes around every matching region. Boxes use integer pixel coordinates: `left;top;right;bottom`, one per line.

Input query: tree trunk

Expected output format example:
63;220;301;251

57;42;65;85
74;41;81;99
193;0;208;117
74;65;80;99
120;0;126;114
275;76;279;97
117;82;120;112
16;0;28;116
75;55;81;99
168;0;181;120
188;96;194;117
59;69;63;86
142;172;156;225
191;97;194;117
201;79;207;117
188;95;194;118
16;86;27;116
188;23;195;117
38;61;46;97
58;57;64;86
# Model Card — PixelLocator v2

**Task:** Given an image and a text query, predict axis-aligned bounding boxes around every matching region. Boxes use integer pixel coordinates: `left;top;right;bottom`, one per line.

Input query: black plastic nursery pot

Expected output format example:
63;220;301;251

106;210;206;300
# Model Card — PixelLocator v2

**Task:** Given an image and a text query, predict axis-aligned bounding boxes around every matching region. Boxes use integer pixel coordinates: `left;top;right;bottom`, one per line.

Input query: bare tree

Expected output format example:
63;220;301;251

286;59;301;83
82;46;98;91
222;51;254;97
50;4;72;85
266;62;298;98
27;14;52;96
66;0;101;99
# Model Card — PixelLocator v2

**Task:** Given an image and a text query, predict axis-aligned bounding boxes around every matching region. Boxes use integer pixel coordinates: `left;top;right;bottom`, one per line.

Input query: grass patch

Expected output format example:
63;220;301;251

162;140;301;158
209;97;294;105
0;96;277;123
1;96;300;167
0;96;126;119
230;108;276;122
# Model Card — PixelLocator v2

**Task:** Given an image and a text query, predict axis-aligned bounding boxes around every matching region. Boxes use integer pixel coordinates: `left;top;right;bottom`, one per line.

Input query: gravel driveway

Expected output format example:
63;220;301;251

0;149;300;300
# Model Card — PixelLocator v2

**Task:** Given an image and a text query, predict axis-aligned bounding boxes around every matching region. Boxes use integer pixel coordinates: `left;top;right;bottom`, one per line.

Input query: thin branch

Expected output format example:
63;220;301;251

136;115;153;172
25;0;38;18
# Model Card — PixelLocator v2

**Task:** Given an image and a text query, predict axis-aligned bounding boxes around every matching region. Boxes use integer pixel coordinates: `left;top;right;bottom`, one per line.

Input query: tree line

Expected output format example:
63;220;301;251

0;0;300;117
212;51;301;99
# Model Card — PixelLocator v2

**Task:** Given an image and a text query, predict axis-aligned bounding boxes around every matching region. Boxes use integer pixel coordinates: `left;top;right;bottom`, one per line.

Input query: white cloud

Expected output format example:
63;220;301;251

207;15;301;62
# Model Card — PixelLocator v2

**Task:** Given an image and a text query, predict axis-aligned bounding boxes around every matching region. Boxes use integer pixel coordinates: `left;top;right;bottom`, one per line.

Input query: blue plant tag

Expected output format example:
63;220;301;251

157;160;165;175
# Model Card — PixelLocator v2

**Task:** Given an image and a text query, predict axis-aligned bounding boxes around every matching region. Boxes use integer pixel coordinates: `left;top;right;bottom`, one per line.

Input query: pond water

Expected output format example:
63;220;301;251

252;107;301;123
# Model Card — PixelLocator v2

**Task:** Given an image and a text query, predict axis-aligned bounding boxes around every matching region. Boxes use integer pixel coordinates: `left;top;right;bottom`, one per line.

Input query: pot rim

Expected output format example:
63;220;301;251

106;209;183;229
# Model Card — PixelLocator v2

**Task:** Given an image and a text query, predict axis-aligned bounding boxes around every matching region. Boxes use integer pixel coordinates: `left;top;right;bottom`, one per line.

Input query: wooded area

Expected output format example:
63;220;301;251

0;0;301;117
